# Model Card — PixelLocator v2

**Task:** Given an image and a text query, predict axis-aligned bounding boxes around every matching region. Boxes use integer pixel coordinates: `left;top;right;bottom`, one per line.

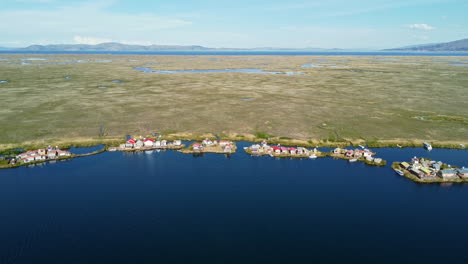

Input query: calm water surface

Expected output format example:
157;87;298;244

1;142;468;263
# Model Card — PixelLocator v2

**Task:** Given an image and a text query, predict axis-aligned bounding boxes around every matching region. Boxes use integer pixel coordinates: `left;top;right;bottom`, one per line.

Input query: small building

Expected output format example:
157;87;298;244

438;169;457;179
280;147;288;154
224;144;232;153
272;147;281;154
202;139;213;146
374;158;382;164
173;140;182;146
289;147;297;155
219;140;231;147
297;147;304;155
420;167;432;177
48;151;57;159
57;150;71;157
192;143;202;151
457;168;468;179
161;140;167;147
135;140;144;148
366;156;374;162
126;139;136;148
400;162;410;169
23;156;35;163
410;168;424;178
119;144;126;149
333;148;341;154
144;139;155;147
38;149;46;155
155;141;161;147
345;150;354;157
432;161;443;171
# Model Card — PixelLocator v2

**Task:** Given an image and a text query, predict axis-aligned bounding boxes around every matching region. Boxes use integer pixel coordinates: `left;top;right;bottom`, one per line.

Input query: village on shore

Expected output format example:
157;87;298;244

1;139;467;183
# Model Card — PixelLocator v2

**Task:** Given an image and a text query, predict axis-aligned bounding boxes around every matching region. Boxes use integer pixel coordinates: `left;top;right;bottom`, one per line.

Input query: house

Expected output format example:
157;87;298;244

154;141;161;147
126;139;136;148
144;139;155;147
202;138;213;146
48;151;57;159
333;148;341;154
354;150;363;158
173;140;182;146
457;168;468;179
57;150;71;157
289;147;297;155
345;150;354;157
272;146;281;154
219;140;231;147
280;147;288;154
410;168;424;178
224;144;232;153
119;144;126;149
161;140;167;147
38;149;46;155
400;162;410;169
135;140;144;148
363;151;372;158
432;161;443;171
374;158;382;164
297;147;304;155
23;156;35;163
192;143;202;151
250;144;260;153
438;169;458;179
366;156;374;162
420;167;432;177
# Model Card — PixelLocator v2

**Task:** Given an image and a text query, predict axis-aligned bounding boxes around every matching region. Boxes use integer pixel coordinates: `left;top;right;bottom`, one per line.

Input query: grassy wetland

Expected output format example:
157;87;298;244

0;54;467;150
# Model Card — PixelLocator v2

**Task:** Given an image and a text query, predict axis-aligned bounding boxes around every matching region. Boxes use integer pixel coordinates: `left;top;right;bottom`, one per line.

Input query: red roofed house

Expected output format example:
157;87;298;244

144;138;155;147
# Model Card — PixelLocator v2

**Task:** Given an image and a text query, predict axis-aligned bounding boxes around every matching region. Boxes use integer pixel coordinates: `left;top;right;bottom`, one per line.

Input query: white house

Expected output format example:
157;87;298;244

173;140;182;146
144;139;155;147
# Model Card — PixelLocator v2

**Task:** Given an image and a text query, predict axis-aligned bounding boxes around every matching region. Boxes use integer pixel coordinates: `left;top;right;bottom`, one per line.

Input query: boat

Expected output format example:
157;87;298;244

269;153;274;157
309;154;317;159
460;144;465;148
359;145;365;149
394;169;404;176
349;159;357;162
423;142;432;151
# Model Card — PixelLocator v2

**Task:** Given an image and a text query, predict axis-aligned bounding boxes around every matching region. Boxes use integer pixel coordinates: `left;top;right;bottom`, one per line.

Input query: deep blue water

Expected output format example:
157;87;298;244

1;50;468;56
1;142;468;264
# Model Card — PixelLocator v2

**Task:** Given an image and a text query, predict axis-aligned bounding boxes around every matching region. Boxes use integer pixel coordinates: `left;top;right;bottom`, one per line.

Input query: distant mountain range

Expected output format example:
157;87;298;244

0;38;466;52
385;38;468;51
18;42;213;51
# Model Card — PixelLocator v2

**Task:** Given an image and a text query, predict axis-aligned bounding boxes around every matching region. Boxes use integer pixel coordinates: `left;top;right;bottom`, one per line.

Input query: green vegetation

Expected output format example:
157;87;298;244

0;54;467;147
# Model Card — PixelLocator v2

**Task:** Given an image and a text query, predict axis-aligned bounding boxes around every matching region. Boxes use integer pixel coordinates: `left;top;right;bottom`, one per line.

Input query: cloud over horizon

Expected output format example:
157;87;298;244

406;23;436;30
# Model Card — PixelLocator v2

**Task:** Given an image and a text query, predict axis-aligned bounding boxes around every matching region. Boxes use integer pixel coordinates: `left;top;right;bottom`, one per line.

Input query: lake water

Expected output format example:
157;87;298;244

1;142;468;263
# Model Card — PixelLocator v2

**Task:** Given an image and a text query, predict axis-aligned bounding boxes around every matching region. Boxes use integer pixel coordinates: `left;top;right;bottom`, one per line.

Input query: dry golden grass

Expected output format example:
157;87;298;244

0;54;467;146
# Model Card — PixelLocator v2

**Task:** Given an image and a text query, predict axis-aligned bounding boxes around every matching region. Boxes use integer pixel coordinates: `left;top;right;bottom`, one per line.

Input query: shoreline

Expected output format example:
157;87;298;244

391;162;468;184
1;133;466;153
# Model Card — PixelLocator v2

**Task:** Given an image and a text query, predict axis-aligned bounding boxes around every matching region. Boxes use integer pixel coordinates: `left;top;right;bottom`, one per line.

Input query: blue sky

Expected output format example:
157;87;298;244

1;0;467;48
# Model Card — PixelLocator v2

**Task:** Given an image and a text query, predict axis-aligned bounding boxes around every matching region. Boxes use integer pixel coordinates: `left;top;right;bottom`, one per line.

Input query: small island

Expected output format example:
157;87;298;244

180;139;236;154
112;137;185;152
392;157;468;183
330;147;386;166
244;141;324;158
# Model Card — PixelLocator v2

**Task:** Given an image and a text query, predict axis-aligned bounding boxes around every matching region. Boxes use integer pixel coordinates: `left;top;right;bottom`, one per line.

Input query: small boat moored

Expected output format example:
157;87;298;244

349;158;357;162
394;169;404;176
309;154;317;159
423;142;432;151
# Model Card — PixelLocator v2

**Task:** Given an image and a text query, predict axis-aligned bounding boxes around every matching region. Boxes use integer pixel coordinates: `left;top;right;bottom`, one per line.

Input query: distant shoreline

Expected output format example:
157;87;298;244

1;50;468;56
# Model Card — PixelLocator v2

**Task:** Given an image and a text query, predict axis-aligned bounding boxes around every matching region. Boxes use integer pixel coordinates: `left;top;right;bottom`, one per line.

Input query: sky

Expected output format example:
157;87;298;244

0;0;467;49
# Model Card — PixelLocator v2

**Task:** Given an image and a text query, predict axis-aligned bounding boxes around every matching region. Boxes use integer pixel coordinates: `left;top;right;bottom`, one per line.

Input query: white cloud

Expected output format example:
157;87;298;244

406;24;435;30
0;0;192;46
73;36;112;45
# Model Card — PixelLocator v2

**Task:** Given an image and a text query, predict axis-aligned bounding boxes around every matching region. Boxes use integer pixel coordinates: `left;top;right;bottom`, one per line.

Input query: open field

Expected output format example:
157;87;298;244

0;54;467;148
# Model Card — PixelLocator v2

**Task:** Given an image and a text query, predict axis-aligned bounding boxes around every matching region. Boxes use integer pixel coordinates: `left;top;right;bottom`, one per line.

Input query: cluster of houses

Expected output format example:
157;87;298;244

332;147;383;164
12;146;71;164
399;157;468;180
246;141;319;157
191;139;234;153
120;138;182;150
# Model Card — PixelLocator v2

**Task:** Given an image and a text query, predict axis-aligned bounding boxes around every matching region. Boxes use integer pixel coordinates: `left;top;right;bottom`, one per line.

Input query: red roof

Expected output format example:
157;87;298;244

289;147;296;151
193;143;201;146
272;147;280;151
144;139;155;142
127;139;136;144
